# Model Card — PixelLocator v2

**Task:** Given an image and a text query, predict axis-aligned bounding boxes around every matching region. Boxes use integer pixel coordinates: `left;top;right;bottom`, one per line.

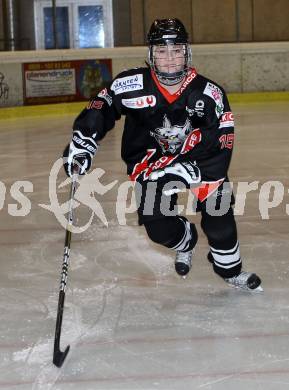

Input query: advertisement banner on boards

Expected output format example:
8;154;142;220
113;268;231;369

23;59;112;105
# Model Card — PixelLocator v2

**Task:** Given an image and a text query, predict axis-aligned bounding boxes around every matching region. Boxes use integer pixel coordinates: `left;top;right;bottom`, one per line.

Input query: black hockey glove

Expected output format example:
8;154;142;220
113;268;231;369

63;130;98;177
149;160;201;195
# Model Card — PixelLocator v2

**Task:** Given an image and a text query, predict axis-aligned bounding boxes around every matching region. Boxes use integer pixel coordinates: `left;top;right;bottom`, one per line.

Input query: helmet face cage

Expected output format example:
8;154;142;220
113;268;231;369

148;43;192;86
147;18;192;86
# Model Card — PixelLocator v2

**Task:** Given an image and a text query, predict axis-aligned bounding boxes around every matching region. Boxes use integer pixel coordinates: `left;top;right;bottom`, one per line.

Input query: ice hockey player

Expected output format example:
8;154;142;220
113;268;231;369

63;18;262;292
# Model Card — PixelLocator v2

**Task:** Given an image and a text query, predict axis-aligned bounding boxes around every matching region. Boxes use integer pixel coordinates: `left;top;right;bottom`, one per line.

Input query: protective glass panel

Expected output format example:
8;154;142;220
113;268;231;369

78;6;104;48
44;7;70;49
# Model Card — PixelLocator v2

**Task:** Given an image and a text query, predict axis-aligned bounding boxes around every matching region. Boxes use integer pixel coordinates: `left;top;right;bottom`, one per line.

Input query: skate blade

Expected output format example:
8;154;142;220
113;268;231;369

253;285;264;293
227;283;264;293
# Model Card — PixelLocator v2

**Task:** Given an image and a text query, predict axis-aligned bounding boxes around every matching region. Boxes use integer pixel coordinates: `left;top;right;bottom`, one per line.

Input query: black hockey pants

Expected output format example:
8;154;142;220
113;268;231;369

143;207;241;279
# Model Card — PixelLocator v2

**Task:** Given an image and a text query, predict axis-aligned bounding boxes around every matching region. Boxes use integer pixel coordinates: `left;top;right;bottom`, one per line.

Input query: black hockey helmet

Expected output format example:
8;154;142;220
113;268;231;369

147;18;188;45
147;19;192;86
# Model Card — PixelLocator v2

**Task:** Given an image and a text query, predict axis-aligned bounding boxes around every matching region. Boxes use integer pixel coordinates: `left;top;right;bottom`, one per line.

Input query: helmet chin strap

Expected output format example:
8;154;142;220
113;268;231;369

155;70;187;86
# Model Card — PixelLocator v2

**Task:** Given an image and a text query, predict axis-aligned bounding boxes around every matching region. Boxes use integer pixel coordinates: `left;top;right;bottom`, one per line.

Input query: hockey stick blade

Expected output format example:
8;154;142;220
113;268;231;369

53;345;70;367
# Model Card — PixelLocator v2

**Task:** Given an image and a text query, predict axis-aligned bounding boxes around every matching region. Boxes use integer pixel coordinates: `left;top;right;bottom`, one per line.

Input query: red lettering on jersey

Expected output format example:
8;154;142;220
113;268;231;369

220;112;234;122
129;151;178;182
176;69;198;96
129;149;156;181
146;96;153;105
144;155;178;180
180;129;202;154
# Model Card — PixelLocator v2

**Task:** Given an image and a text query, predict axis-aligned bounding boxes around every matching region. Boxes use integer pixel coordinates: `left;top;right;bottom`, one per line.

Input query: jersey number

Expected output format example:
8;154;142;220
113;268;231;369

219;133;234;149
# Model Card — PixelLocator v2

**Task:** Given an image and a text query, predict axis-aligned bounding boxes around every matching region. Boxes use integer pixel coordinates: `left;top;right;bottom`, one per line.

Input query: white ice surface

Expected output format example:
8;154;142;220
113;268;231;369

1;103;289;389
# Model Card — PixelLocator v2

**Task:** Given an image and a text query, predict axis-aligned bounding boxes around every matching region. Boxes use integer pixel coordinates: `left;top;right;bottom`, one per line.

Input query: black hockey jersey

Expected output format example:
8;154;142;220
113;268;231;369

73;67;234;184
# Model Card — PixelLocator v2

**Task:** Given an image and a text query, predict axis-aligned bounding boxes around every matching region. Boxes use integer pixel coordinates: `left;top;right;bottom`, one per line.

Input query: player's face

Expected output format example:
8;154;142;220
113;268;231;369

153;44;186;75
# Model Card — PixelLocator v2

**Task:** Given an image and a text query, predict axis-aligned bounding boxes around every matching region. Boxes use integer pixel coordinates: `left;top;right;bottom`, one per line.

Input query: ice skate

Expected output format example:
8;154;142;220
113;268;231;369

225;271;263;292
175;250;193;278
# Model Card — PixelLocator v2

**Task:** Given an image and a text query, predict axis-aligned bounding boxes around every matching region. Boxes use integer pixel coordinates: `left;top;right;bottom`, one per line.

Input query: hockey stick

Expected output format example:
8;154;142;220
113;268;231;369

53;163;80;367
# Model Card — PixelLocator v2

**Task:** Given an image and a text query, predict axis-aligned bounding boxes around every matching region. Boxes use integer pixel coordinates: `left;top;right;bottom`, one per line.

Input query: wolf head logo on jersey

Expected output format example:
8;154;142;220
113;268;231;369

150;115;192;154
